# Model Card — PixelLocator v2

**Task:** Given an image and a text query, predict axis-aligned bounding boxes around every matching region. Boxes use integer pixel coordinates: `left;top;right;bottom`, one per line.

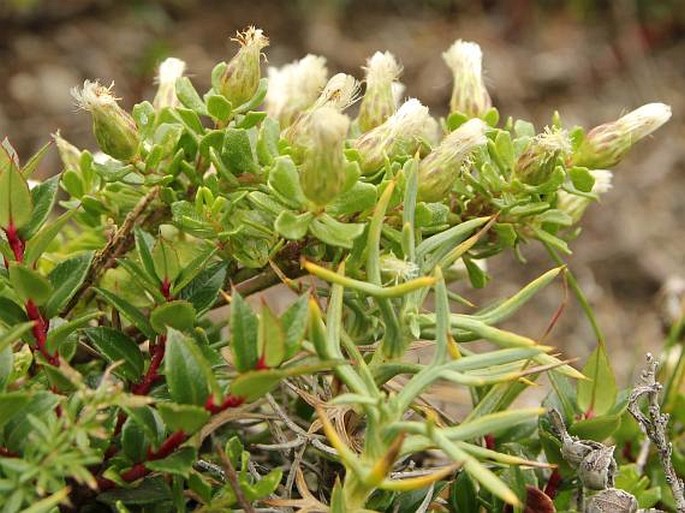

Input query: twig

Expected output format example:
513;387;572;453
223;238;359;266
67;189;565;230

628;353;685;513
61;185;160;316
216;439;257;513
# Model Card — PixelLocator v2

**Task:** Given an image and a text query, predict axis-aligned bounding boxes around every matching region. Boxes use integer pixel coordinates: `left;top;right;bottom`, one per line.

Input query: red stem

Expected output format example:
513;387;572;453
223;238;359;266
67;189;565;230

204;394;245;414
4;223;24;263
131;335;166;395
25;300;59;366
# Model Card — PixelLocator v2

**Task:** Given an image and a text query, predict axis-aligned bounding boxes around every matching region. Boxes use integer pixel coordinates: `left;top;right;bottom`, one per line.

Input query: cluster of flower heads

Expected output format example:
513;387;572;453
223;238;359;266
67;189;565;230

70;26;672;216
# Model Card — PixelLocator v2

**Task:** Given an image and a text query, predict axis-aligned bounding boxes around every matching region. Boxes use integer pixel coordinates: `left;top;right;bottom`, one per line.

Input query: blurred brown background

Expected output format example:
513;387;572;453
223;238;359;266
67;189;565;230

0;0;683;382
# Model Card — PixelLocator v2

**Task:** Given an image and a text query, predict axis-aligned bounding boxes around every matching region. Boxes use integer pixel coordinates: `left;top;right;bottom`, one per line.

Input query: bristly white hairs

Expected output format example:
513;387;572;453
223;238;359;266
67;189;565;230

157;57;186;85
440;118;487;158
307;106;351;144
617;102;672;141
265;54;328;120
364;51;403;86
442;39;484;76
536;126;572;154
313;73;361;111
589;169;613;195
384;98;432;138
71;80;119;111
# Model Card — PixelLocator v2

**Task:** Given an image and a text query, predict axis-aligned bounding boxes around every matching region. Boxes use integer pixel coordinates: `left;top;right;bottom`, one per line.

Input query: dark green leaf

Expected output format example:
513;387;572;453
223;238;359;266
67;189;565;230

18;175;60;240
230;292;259;372
230;369;285;402
177;262;226;315
94;287;156;341
0;151;32;229
44;251;93;317
97;476;172;506
145;447;197;478
281;295;309;360
150;300;196;333
83;327;144;381
122;417;149;462
0;297;28;327
0;321;35;354
165;328;211;406
134;227;158;283
577;343;617;416
157;402;210;434
24;210;75;266
0;391;32;431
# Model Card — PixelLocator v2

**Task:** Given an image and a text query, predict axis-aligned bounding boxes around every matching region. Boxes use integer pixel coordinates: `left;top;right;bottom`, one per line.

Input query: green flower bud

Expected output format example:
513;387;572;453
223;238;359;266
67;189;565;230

513;127;571;185
354;98;433;174
153;57;186;110
417;118;487;202
357;51;403;132
557;169;612;223
71;80;140;161
52;130;82;172
443;40;492;118
573;102;671;168
218;26;269;107
265;54;328;127
299;107;350;207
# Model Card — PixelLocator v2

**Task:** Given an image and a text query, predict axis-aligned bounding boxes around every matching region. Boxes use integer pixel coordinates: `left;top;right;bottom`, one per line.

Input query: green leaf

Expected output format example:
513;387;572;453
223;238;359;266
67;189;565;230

0;391;32;431
83;327;144;381
309;214;365;249
175;77;209;115
44;251;93;317
23;210;75;266
577;343;617;416
94;287;156;341
0;297;28;327
257;116;280;165
281;295;309;360
268;156;306;208
275;210;313;240
230;292;259;372
122;417;149;462
177;262;226;314
151;239;181;283
165;328;211;405
97;476;172;506
122;406;165;447
230;369;285;401
157;402;210;434
3;391;59;451
18;174;60;240
0;346;12;391
260;304;285;368
134;227;158;283
0;151;32;229
569;414;621;441
464;257;489;289
46;311;101;354
450;471;479;513
222;128;258;175
21;140;52;179
8;263;53;305
145;446;197;478
569;166;595;193
243;468;283;500
326;181;377;216
132;101;156;139
172;246;218;294
206;94;232;122
150;300;196;333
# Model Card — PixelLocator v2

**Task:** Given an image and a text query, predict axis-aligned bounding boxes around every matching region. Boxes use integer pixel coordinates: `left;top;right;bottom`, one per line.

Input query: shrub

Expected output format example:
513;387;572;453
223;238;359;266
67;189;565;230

0;26;679;512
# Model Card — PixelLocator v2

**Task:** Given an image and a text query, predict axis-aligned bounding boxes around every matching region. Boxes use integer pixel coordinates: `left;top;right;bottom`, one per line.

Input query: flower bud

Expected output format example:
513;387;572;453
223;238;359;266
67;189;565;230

513;128;571;185
265;54;328;126
71;80;140;161
557;169;613;223
218;26;269;107
586;488;638;513
417;118;487;202
380;253;419;284
153;57;186;109
311;72;361;112
52;130;82;172
573;102;672;168
299;107;350;207
443;40;492;118
358;51;403;132
354;98;433;174
284;73;360;149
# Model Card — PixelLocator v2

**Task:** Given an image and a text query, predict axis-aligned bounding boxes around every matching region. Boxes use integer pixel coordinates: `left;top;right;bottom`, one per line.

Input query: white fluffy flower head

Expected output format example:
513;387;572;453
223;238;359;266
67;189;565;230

617;102;672;141
443;40;484;77
71;80;119;111
364;51;403;87
266;54;328;123
157;57;186;85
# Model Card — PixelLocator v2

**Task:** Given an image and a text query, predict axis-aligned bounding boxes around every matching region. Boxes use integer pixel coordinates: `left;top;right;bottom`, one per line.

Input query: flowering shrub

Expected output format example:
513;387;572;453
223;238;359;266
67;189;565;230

0;26;678;512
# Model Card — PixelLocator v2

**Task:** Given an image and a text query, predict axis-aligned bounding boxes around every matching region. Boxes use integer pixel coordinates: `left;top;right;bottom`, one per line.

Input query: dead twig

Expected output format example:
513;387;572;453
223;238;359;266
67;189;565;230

628;353;685;513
